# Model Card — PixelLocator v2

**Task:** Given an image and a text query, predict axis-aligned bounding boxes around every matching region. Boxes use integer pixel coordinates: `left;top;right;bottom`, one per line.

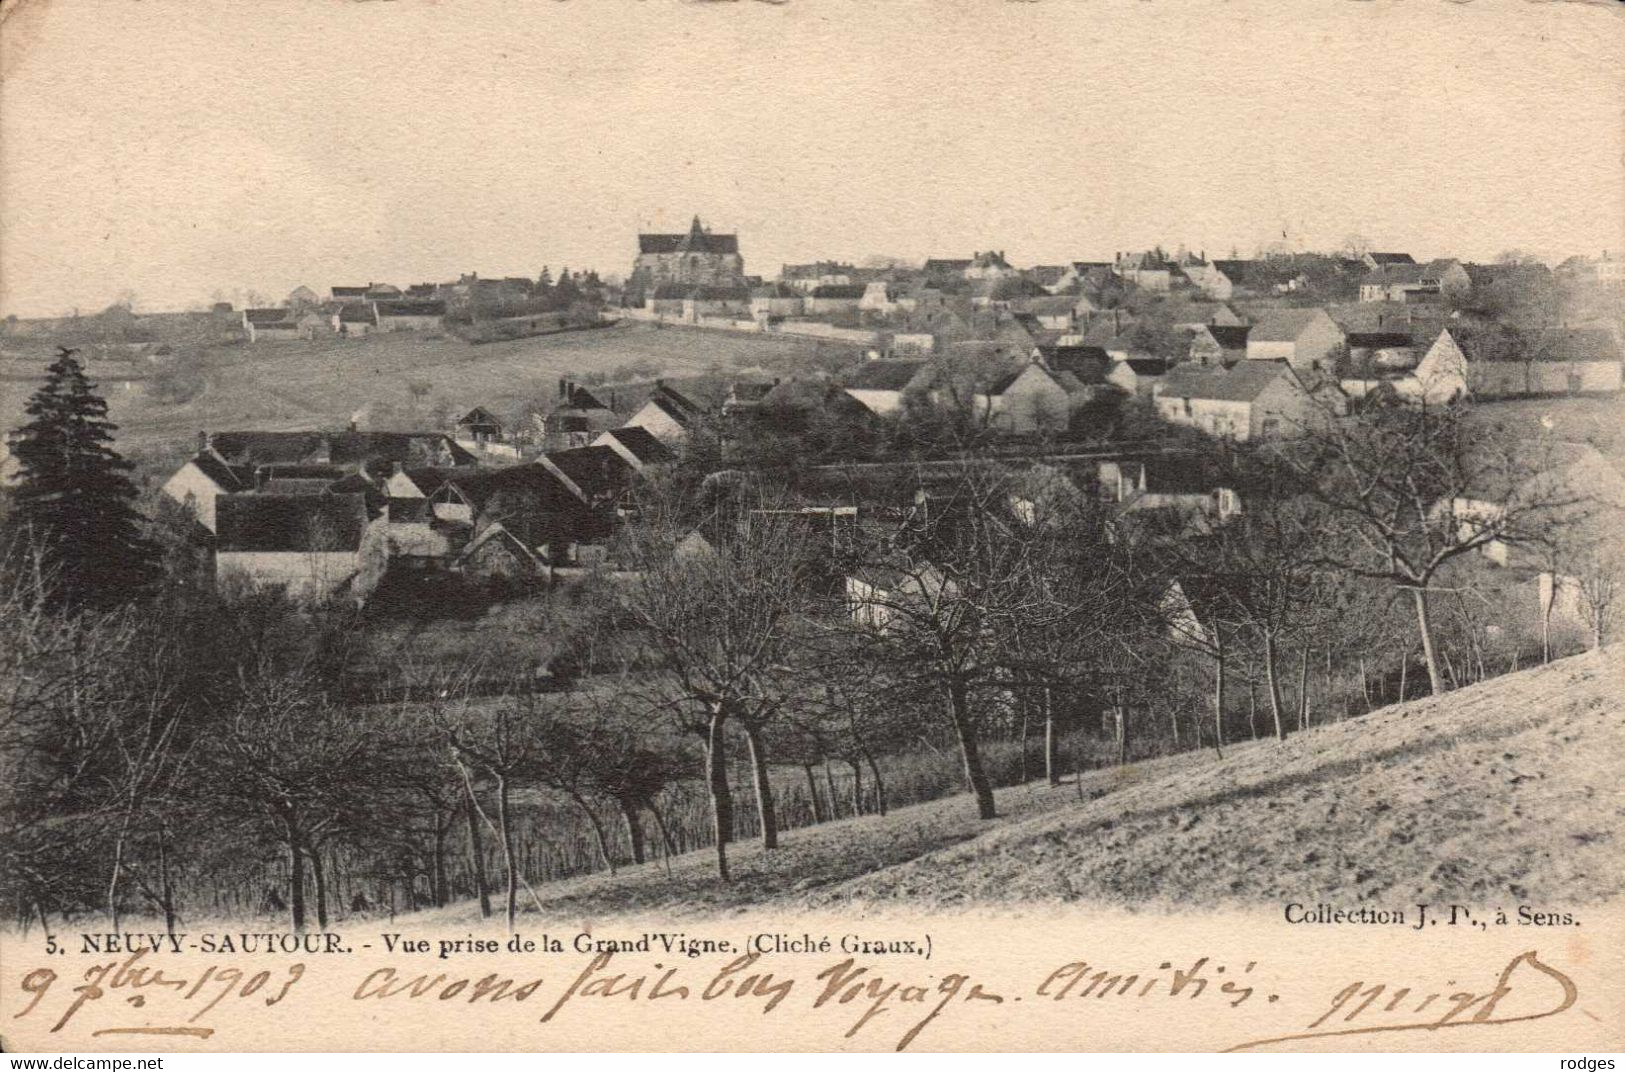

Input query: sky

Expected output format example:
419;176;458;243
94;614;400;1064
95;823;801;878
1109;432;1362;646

1;0;1621;317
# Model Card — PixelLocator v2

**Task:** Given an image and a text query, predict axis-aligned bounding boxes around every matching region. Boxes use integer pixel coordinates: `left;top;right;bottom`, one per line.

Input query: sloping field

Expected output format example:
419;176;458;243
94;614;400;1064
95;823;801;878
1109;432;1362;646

418;644;1623;923
817;644;1624;912
0;321;864;451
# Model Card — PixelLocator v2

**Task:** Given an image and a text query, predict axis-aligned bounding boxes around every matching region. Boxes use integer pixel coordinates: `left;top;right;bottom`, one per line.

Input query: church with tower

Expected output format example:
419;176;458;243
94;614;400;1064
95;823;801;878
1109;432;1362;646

628;216;746;300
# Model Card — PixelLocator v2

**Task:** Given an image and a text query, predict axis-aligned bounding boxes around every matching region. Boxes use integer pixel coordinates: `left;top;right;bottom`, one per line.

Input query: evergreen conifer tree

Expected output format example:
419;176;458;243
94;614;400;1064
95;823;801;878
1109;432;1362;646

4;347;159;610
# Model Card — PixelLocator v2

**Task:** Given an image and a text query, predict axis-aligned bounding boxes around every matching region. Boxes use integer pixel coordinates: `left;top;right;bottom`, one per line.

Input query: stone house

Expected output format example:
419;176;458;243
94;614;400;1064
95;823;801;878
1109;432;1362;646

1154;361;1324;441
242;308;298;342
1244;308;1345;371
373;300;446;332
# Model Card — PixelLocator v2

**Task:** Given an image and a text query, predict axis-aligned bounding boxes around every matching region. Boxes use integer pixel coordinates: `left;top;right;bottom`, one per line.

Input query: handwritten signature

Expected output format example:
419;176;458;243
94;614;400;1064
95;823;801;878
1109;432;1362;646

1226;950;1578;1051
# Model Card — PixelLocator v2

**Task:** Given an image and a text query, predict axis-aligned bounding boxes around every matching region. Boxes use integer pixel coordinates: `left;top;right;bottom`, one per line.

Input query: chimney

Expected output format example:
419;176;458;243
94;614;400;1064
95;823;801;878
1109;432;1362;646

391;461;403;477
348;418;358;433
559;377;567;400
196;430;210;454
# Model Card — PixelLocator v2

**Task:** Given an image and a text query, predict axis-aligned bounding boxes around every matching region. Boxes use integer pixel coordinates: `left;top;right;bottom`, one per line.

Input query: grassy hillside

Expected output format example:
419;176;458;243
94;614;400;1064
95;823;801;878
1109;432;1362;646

0;321;865;455
415;643;1624;923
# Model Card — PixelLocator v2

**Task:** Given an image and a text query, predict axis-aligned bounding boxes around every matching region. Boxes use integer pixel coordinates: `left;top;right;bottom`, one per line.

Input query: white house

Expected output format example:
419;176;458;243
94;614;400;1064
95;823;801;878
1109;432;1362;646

623;382;703;443
373;300;446;332
841;358;929;416
1245;308;1346;371
1154;362;1324;441
213;493;371;602
242;308;299;342
1392;329;1471;404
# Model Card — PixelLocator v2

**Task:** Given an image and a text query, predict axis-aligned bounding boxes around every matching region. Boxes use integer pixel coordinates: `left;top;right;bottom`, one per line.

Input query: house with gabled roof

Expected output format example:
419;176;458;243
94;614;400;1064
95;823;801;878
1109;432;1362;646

242;308;298;342
1187;260;1262;300
429;461;615;565
1189;324;1251;368
1362;252;1416;270
1428;327;1624;399
1106;357;1169;395
624;380;704;443
593;425;675;470
1097;454;1244;521
215;492;372;601
922;258;974;281
805;284;867;316
332;302;378;336
841;358;932;416
374;300;446;332
1244;307;1345;371
1359;263;1437;303
456;522;542;583
456;406;503;445
983;360;1074;435
544;378;621;447
1016;294;1084;332
1154;361;1323;440
965;250;1019;281
1034;344;1111;383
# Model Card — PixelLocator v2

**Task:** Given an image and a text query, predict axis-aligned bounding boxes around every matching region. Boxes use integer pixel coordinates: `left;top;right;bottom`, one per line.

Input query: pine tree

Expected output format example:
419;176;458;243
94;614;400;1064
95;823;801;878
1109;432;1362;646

4;347;159;610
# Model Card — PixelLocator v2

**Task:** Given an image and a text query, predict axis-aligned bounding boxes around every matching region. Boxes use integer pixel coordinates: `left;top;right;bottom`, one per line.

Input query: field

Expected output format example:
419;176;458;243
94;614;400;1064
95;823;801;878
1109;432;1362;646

412;642;1624;922
1469;392;1625;461
0;320;865;462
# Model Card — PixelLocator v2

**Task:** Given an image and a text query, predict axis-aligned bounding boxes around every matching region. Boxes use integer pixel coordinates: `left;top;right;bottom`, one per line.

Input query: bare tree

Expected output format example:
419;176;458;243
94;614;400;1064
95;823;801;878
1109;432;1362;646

839;461;1062;819
203;660;373;931
1282;398;1579;695
616;496;819;880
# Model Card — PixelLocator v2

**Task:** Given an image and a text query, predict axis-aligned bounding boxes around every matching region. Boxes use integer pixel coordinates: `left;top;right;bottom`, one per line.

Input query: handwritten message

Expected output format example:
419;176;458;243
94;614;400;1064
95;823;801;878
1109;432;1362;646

6;934;1589;1052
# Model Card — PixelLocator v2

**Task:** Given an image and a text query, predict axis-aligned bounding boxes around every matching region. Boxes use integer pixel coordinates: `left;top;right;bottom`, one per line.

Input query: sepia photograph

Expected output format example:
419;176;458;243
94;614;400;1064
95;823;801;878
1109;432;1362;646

0;0;1621;1055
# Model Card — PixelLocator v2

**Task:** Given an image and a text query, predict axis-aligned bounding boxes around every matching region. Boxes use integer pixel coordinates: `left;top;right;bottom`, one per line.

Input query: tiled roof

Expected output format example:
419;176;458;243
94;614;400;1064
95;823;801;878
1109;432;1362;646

1345;331;1416;350
546;445;633;499
439;463;614;543
1159;361;1294;403
1247;308;1333;343
1037;344;1111;380
209;432;329;465
639;218;740;256
843;359;927;391
244;308;294;326
599;425;673;465
215;493;368;553
374;300;447;317
328;432;476;467
1364;264;1425;285
1202;325;1252;349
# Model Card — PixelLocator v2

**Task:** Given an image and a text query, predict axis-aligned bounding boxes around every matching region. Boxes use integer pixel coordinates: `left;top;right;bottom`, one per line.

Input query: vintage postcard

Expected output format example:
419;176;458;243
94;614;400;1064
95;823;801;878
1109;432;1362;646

1;0;1622;1055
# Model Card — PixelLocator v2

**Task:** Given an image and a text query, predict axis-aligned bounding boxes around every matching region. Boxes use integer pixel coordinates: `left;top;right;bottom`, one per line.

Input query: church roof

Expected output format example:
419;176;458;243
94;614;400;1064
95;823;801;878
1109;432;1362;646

639;215;740;256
